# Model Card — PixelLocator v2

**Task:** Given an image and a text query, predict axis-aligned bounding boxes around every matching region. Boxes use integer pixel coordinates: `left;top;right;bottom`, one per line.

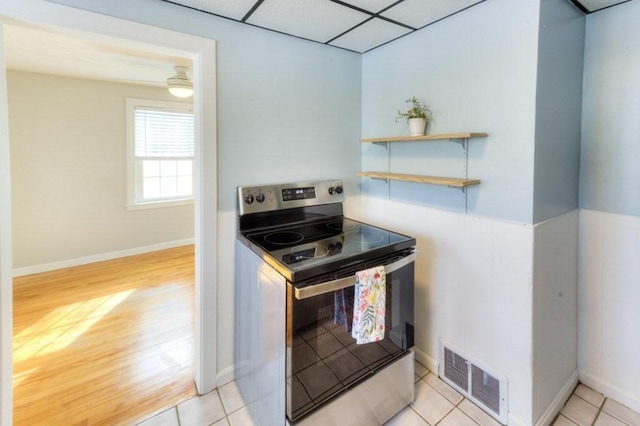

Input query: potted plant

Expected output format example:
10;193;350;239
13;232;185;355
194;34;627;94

395;97;432;136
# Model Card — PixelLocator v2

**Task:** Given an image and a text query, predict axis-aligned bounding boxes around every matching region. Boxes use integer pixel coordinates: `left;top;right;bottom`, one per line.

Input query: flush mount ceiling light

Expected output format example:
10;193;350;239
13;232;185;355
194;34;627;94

167;65;193;98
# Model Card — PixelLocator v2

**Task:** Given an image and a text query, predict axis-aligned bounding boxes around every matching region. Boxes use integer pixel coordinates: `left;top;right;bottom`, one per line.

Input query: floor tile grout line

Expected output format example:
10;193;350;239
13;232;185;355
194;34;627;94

589;396;605;426
594;398;634;426
407;405;431;425
452;397;482;426
570;392;627;426
573;391;604;426
558;413;580;425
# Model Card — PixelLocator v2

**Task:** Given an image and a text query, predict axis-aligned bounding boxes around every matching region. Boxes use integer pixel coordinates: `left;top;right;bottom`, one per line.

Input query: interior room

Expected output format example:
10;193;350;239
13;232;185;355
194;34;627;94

0;0;639;425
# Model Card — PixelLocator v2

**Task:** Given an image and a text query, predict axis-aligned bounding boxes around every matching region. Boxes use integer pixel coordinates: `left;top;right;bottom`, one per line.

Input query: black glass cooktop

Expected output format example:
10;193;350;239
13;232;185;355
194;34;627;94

241;217;415;282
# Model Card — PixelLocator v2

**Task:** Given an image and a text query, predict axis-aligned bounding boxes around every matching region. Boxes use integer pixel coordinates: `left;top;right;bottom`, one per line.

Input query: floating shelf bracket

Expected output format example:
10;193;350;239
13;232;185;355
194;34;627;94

371;176;389;183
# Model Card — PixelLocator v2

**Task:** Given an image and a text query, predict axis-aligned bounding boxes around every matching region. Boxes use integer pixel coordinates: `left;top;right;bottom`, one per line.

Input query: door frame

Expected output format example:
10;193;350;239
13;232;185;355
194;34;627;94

0;1;218;422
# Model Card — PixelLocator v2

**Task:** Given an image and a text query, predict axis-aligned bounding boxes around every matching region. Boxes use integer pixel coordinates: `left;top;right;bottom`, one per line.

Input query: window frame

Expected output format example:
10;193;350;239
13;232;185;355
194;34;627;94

126;98;195;210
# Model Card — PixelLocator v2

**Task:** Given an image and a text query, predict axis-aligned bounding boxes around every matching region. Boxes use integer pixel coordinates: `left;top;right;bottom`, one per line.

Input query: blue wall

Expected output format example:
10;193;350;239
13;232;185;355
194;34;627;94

532;0;584;223
580;0;640;217
362;0;541;224
361;0;586;225
49;0;363;212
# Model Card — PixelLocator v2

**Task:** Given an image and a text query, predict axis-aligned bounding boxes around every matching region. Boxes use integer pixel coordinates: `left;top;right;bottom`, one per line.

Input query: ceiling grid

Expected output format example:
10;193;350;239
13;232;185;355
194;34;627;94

3;0;633;90
162;0;631;54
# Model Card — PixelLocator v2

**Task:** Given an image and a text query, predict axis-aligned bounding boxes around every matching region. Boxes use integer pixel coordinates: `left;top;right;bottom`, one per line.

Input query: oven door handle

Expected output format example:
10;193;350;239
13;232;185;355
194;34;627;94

294;251;418;300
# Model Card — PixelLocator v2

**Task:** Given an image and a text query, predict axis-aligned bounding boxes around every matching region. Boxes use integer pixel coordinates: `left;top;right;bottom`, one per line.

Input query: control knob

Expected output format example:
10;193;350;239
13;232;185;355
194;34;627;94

335;186;343;194
256;193;265;203
244;194;254;204
328;187;336;195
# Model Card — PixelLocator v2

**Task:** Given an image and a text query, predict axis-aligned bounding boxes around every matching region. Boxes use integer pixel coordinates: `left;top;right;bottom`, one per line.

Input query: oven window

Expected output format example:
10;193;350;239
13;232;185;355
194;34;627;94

288;264;414;421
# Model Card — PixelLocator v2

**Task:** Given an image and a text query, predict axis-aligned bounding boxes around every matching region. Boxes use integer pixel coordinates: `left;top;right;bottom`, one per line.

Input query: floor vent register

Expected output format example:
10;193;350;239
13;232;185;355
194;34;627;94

439;340;508;425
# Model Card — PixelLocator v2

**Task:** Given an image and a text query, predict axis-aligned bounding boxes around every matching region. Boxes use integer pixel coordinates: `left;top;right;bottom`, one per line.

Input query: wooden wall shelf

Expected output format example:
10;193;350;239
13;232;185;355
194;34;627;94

357;171;480;188
358;132;487;193
360;132;488;143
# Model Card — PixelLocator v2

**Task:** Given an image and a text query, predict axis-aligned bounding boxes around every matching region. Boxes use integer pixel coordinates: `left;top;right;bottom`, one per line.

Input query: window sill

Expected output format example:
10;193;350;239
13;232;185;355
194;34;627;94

127;198;194;211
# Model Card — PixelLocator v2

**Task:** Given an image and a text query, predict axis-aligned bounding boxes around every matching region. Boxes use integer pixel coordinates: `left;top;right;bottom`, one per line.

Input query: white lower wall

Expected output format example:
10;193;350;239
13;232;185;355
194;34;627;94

579;209;640;413
532;211;579;425
218;197;598;425
355;196;534;426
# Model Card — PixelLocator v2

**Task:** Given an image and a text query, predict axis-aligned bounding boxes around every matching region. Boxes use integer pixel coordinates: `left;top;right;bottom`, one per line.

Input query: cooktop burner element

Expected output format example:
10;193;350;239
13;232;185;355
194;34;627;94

265;231;304;245
327;220;357;231
345;228;385;245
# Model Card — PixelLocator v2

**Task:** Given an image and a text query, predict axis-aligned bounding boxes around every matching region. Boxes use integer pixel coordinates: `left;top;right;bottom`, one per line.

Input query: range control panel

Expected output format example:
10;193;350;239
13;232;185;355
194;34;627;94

238;180;344;216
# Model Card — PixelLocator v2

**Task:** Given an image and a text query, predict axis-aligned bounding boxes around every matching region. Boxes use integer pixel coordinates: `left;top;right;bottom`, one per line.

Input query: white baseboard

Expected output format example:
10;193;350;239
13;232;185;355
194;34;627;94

579;372;640;414
13;238;194;277
507;414;528;426
413;347;438;374
216;365;236;388
535;369;579;426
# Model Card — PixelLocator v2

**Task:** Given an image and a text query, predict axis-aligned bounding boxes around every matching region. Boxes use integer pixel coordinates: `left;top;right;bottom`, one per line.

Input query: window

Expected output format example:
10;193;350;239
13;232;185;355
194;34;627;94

127;99;194;209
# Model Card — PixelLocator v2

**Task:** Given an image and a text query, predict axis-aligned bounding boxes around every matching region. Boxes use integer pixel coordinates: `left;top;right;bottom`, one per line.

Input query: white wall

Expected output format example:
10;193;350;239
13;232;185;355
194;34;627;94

356;196;534;425
579;211;640;412
8;71;194;271
578;0;640;413
532;211;579;422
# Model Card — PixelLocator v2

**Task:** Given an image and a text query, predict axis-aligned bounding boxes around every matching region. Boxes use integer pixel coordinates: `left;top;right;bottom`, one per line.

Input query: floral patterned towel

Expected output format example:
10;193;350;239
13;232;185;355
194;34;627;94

352;266;386;345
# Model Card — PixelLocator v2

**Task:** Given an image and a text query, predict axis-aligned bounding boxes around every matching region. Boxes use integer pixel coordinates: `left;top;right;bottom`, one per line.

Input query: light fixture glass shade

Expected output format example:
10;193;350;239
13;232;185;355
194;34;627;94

167;65;193;98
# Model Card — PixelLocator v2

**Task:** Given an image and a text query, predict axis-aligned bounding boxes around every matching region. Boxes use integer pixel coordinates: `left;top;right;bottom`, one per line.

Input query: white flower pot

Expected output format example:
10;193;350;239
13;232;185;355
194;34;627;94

408;118;427;136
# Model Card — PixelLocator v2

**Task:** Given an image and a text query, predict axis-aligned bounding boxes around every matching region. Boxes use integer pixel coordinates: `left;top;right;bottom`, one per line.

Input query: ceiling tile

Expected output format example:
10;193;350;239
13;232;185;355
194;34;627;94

246;0;370;43
381;0;483;30
168;0;257;21
329;18;412;53
337;0;401;14
576;0;631;12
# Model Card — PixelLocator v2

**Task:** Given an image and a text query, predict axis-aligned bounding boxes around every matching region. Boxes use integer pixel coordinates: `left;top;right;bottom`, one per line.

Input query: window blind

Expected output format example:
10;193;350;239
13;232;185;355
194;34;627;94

134;107;194;157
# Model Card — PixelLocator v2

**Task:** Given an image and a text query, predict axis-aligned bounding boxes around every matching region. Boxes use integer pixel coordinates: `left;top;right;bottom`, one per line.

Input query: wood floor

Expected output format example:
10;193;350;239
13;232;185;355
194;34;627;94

12;245;197;425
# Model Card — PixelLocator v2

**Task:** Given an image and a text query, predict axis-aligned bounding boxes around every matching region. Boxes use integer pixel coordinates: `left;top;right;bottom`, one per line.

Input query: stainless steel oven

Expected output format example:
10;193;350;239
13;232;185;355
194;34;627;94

288;250;415;422
235;180;417;425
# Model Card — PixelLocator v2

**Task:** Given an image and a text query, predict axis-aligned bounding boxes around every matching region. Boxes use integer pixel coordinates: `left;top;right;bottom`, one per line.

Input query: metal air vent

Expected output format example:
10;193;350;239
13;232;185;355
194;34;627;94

439;339;508;424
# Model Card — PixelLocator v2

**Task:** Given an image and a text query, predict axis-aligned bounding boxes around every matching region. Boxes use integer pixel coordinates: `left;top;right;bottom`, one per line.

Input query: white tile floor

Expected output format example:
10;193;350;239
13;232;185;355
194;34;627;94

553;384;640;426
136;361;640;426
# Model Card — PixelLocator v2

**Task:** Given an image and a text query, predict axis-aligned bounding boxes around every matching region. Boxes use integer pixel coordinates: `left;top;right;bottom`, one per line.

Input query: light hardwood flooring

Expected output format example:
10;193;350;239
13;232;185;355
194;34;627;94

13;245;197;425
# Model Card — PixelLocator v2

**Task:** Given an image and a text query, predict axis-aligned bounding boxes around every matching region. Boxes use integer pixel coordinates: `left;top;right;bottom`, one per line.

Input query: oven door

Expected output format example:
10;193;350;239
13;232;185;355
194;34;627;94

286;250;416;422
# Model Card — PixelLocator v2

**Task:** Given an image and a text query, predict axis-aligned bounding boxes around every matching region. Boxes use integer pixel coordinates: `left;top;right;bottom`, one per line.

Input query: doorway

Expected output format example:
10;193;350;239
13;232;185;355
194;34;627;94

0;3;218;424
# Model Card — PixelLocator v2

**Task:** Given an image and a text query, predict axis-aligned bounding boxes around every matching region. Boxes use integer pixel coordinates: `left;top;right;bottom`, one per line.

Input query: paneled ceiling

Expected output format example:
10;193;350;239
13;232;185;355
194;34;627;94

163;0;634;53
3;0;634;87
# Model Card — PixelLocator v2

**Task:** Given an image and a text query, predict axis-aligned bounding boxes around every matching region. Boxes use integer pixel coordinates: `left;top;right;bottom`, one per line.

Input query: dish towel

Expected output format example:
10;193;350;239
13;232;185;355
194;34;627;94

352;265;386;345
